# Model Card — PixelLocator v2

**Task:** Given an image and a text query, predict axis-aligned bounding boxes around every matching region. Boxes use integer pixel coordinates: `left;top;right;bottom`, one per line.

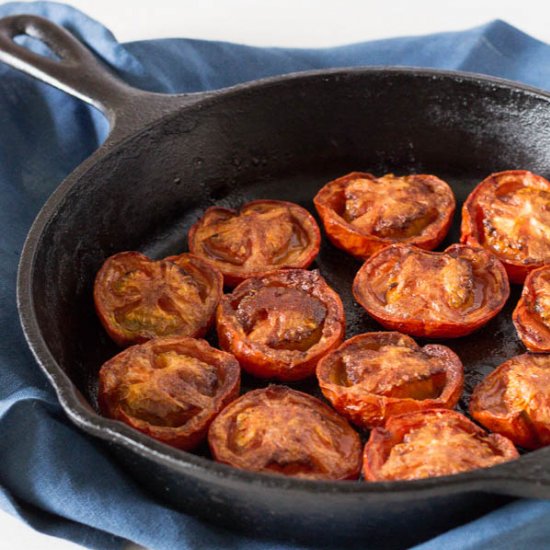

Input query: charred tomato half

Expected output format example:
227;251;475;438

513;265;550;352
314;172;455;259
461;170;550;283
94;251;222;346
316;331;464;428
188;200;321;286
353;244;509;338
470;353;550;450
216;269;345;380
208;385;362;480
99;337;240;450
363;409;518;481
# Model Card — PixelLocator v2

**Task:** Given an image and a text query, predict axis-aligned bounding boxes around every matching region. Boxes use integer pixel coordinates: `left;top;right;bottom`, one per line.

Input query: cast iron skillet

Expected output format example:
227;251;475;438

2;14;550;548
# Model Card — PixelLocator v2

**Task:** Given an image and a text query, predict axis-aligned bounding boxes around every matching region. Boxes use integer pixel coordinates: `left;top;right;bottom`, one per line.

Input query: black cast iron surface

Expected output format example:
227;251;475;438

2;14;550;549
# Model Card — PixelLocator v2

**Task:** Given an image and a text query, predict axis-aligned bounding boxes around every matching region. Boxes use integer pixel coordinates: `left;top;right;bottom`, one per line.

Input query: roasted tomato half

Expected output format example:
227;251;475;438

353;244;509;338
188;200;321;286
313;172;455;259
94;252;223;346
363;409;518;481
208;385;362;480
513;266;550;352
461;170;550;283
316;332;464;428
98;337;240;450
470;353;550;450
216;269;345;380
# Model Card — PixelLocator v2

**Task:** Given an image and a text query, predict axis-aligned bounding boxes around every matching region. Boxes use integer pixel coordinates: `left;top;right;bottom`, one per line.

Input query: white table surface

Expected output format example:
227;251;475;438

3;0;550;548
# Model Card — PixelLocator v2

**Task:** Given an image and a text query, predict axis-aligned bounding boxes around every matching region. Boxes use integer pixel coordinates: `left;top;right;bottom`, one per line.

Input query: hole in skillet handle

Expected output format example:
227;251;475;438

13;34;61;61
0;15;100;89
0;14;137;118
0;14;201;144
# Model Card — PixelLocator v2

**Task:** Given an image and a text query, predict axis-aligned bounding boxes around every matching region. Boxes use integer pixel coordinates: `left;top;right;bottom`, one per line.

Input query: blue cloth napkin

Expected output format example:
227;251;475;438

1;2;550;549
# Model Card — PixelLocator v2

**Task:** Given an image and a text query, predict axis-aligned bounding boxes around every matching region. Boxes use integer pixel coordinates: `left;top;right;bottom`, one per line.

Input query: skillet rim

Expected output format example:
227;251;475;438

16;65;550;497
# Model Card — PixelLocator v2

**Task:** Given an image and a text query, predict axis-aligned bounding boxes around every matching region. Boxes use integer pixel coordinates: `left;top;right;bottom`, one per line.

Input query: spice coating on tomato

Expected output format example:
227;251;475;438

470;353;550;450
513;265;550;352
363;409;518;481
208;385;362;480
353;244;510;338
94;251;223;346
461;170;550;283
216;269;345;381
316;332;464;428
313;172;455;259
188;200;321;286
98;337;240;450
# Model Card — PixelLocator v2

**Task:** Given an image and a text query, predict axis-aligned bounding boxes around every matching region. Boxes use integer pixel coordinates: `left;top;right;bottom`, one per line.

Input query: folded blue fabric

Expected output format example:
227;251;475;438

1;2;550;549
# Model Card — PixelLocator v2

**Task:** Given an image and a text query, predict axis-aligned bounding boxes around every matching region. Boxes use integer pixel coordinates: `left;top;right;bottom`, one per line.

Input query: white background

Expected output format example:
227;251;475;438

31;0;550;46
2;1;550;549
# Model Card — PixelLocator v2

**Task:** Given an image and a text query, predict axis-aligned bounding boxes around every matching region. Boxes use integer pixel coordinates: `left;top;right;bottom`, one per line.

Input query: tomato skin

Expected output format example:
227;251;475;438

513;266;550;352
461;170;550;284
470;353;550;450
188;200;321;287
363;409;518;481
313;172;455;259
316;332;464;429
352;243;510;338
98;337;240;450
216;269;345;381
208;385;362;480
94;251;223;346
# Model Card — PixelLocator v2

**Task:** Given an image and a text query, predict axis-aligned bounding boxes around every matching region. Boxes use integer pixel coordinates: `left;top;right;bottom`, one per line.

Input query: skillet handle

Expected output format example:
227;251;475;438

0;14;187;134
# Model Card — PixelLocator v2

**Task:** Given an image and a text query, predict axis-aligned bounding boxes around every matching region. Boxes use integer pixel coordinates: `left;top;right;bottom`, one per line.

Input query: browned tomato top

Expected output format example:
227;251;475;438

363;409;518;481
470;354;550;449
313;172;455;258
208;385;362;480
98;337;240;450
353;244;509;338
188;200;321;286
461;170;550;283
216;269;345;380
316;332;463;428
94;252;222;346
513;266;550;352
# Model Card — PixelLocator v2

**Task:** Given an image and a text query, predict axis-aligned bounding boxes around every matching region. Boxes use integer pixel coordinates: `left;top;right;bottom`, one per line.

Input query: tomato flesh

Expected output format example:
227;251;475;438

316;332;464;428
208;385;362;480
94;252;222;346
461;170;550;283
513;266;550;352
363;409;518;481
470;353;550;449
217;269;345;381
188;200;321;286
98;337;240;450
314;172;455;259
353;244;510;338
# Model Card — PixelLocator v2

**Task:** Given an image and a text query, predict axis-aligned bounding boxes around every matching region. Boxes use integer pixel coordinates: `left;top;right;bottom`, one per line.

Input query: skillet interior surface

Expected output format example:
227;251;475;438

20;69;550;545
